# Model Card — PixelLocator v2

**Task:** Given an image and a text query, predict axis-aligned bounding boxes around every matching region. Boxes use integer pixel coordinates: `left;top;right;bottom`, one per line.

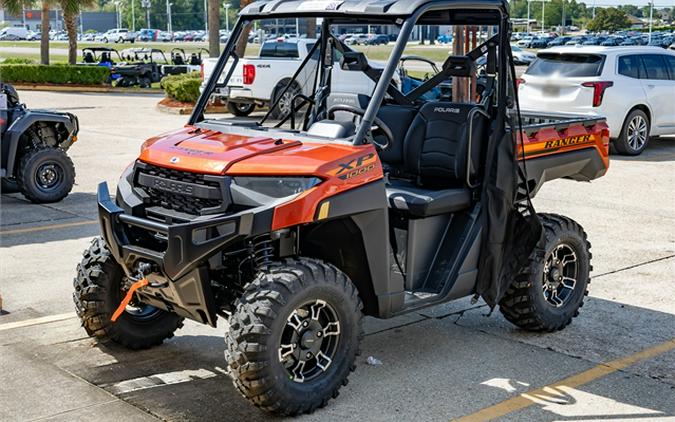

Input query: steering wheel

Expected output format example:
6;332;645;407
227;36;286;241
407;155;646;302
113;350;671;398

327;104;394;150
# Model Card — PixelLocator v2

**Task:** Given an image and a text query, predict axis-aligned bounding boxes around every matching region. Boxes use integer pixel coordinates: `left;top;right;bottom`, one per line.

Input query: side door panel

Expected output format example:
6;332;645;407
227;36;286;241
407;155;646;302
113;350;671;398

639;54;675;132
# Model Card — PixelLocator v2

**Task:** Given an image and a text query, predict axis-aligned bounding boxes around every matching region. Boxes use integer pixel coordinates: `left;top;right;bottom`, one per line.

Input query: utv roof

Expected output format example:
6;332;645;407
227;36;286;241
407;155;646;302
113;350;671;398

241;0;508;18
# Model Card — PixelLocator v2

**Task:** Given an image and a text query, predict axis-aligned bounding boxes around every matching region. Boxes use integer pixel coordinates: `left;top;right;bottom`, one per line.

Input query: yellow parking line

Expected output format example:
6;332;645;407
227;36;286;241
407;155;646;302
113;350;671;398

454;338;675;422
0;220;97;235
0;313;76;332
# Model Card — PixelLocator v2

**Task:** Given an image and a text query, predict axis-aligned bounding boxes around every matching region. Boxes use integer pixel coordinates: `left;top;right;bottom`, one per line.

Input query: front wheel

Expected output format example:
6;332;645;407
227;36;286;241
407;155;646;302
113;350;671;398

499;214;591;332
225;258;363;416
16;147;75;203
73;237;184;350
614;109;650;156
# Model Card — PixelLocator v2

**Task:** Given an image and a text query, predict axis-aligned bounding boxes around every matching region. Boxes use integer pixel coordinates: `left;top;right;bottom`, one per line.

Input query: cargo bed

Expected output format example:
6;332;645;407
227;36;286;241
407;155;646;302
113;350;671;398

515;110;610;198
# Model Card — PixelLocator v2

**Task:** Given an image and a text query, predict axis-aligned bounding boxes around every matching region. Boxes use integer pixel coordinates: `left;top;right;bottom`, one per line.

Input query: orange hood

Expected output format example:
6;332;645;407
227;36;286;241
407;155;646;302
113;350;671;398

138;126;371;178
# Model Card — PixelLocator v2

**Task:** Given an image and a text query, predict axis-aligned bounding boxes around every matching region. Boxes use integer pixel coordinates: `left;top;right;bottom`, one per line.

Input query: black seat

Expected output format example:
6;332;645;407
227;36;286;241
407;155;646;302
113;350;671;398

384;101;487;217
83;52;95;63
387;180;471;217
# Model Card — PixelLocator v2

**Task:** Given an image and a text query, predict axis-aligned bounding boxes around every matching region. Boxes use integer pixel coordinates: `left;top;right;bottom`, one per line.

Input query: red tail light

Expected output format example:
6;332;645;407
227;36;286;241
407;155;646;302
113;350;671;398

582;81;613;107
243;64;256;85
516;78;525;88
199;63;204;80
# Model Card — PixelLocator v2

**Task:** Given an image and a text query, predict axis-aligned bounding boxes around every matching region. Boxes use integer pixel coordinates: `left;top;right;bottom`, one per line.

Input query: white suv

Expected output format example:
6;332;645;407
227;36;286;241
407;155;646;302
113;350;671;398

519;46;675;155
95;28;134;44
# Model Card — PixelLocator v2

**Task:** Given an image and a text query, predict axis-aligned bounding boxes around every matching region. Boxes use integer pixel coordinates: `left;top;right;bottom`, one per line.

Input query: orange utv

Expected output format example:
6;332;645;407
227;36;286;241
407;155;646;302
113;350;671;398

74;0;609;416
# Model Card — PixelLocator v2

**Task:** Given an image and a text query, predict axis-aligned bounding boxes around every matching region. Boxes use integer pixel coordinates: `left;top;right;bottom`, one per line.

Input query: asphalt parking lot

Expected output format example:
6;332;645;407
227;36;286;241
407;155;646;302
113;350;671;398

1;90;674;422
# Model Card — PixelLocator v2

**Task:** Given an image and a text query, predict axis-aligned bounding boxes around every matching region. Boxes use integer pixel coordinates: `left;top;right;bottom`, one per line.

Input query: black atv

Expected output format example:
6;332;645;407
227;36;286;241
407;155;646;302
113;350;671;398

0;83;78;203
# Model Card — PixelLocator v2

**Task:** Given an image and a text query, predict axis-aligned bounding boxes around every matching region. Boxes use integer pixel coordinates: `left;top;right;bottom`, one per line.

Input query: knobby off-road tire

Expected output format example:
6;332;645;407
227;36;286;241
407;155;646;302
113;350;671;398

16;147;75;203
225;258;363;416
73;237;184;350
499;214;591;332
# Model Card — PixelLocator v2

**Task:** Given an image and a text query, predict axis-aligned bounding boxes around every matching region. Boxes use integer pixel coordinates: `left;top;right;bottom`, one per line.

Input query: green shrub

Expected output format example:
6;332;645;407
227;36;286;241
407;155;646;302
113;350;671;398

2;57;37;64
161;72;202;103
0;64;110;85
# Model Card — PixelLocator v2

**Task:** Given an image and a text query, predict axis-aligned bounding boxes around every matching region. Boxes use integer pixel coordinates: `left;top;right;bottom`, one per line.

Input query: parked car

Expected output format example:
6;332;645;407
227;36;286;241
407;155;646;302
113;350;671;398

344;34;370;45
519;46;675;155
601;37;623;46
510;44;537;65
565;36;587;46
96;28;135;43
547;36;570;47
365;34;390;45
530;36;554;49
517;36;535;48
137;28;160;42
158;31;173;42
0;27;29;40
437;33;453;44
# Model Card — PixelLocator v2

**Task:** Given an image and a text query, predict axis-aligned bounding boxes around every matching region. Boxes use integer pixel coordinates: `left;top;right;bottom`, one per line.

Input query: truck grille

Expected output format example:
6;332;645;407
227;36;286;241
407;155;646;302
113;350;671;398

134;162;227;216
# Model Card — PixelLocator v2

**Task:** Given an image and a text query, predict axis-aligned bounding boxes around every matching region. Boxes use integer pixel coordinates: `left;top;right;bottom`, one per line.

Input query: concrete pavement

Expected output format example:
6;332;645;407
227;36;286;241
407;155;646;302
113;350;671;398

1;90;674;421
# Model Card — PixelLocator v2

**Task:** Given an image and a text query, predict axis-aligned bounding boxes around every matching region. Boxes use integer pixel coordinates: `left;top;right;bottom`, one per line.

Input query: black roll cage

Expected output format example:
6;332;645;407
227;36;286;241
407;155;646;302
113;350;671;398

189;1;510;147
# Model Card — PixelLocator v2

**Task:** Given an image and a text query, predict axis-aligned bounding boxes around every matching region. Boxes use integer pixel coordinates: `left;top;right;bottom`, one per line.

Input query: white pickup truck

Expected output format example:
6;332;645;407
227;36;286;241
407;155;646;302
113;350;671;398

201;38;389;117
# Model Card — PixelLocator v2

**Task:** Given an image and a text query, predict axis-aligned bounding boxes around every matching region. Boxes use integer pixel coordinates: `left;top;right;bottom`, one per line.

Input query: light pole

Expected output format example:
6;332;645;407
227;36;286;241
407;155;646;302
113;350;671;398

165;0;172;33
225;4;231;33
296;17;300;38
131;0;135;32
526;0;531;33
648;1;653;43
561;0;565;35
204;0;208;32
541;0;545;34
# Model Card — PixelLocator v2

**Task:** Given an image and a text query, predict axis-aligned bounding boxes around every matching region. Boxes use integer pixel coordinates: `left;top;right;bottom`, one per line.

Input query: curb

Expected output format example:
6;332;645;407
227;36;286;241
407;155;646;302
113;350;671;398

12;84;161;95
156;101;229;115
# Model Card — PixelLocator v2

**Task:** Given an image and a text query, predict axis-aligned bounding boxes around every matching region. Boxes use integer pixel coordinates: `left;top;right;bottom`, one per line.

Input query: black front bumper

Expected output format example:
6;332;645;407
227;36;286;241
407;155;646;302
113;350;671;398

98;181;275;281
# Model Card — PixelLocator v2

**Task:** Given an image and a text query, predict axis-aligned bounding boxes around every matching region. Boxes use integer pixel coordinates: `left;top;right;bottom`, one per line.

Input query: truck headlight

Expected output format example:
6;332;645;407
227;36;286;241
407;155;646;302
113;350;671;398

232;177;321;198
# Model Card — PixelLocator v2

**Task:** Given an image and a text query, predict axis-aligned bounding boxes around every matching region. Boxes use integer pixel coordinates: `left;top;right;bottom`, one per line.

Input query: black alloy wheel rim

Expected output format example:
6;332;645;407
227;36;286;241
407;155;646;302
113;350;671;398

278;299;341;383
542;243;579;308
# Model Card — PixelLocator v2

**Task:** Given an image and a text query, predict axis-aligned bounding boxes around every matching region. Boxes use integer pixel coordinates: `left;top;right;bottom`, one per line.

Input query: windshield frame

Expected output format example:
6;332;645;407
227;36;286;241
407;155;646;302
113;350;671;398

189;3;508;145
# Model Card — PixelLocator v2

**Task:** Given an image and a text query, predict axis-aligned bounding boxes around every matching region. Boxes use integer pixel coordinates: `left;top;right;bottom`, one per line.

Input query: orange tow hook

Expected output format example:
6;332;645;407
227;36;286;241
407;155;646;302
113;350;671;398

111;278;149;322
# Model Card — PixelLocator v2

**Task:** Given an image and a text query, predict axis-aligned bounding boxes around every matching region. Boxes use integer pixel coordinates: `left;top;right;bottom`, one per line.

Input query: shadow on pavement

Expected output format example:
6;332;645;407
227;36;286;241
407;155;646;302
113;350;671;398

44;297;675;421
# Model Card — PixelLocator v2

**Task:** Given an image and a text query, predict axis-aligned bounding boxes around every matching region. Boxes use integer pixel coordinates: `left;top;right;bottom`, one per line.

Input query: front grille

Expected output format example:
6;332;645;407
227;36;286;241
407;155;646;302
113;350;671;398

135;162;227;216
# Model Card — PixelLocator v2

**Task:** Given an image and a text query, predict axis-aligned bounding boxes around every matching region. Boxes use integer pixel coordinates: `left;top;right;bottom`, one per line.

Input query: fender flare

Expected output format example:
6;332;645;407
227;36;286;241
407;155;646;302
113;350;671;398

3;111;78;176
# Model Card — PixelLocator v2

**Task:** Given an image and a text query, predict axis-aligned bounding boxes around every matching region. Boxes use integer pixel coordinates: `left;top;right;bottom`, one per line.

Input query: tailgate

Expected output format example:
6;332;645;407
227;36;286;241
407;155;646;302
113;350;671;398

515;111;610;198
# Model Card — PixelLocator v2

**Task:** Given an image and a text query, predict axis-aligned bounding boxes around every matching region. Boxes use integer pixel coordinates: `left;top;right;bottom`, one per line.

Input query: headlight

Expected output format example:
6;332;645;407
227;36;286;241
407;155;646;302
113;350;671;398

232;177;321;199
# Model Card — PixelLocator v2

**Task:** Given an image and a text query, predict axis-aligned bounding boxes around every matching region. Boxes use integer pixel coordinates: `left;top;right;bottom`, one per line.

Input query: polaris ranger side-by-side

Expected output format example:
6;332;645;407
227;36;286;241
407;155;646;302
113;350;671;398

73;0;610;415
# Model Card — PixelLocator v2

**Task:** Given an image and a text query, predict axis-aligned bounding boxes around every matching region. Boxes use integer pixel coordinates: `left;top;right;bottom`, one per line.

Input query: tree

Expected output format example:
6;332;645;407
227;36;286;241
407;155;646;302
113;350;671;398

586;7;631;32
61;0;94;64
1;0;51;64
207;0;220;57
235;0;253;57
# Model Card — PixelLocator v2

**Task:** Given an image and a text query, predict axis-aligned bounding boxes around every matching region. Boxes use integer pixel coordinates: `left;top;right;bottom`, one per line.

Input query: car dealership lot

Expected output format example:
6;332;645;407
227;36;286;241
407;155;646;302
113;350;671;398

1;90;674;421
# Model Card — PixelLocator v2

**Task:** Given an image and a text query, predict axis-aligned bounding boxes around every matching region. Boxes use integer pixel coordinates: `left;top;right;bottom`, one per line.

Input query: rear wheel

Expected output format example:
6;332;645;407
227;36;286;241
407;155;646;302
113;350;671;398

16;147;75;203
73;237;184;350
614;109;650;156
225;258;363;416
227;102;255;117
499;214;591;332
270;81;302;120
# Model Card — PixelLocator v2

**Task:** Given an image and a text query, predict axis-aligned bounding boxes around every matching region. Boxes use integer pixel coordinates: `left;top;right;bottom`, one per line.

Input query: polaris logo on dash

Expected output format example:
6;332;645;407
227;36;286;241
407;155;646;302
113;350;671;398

434;107;460;114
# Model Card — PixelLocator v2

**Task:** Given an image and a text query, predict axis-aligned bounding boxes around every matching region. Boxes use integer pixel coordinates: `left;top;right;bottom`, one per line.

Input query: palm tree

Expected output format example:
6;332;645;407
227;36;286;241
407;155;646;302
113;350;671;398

235;0;253;57
207;0;220;57
60;0;94;64
1;0;50;64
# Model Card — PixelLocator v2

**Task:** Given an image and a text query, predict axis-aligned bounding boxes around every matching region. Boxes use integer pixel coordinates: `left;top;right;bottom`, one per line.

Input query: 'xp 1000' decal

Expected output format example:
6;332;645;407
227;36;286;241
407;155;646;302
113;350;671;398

332;153;377;180
544;134;593;149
